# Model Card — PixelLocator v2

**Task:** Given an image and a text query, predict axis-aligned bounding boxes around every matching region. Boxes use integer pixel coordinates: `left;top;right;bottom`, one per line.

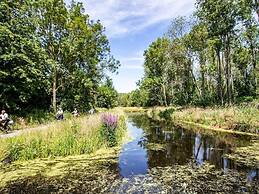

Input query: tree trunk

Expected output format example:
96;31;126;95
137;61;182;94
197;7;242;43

216;49;223;105
200;53;206;100
250;38;257;96
225;35;232;105
162;83;168;107
52;68;57;113
256;0;259;20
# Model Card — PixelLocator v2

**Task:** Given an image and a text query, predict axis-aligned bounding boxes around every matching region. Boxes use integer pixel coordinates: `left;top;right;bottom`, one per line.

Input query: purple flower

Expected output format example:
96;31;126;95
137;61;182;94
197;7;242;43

101;113;118;130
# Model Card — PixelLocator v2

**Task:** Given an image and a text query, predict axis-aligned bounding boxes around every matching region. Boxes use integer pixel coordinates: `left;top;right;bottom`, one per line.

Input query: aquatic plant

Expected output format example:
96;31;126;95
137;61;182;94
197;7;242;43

158;108;175;120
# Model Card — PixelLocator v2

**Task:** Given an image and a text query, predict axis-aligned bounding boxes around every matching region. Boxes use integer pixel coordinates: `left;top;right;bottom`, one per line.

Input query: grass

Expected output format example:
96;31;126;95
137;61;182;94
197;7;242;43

10;111;75;131
145;106;259;134
172;106;259;134
0;113;126;162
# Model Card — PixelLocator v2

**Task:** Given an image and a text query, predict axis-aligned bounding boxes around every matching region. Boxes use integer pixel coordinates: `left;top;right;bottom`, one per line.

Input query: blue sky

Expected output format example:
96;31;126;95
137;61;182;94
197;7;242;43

77;0;196;93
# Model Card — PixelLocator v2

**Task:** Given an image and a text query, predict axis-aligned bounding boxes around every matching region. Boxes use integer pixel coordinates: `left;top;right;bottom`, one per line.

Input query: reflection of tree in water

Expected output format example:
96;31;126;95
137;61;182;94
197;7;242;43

129;114;258;179
130;115;195;167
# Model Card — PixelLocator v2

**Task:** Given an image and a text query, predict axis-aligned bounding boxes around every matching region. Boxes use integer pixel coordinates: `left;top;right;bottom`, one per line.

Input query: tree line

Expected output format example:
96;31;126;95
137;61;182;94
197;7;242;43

0;0;119;115
120;0;259;107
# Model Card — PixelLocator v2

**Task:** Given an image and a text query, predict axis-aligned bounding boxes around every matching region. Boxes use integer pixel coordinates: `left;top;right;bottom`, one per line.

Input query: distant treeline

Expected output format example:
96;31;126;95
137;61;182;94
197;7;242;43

119;0;259;107
0;0;119;114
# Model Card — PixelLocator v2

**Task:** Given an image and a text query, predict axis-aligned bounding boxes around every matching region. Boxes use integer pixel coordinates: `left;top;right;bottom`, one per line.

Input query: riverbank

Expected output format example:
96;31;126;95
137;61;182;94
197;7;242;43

0;113;126;163
1;111;258;193
173;107;259;134
142;106;259;136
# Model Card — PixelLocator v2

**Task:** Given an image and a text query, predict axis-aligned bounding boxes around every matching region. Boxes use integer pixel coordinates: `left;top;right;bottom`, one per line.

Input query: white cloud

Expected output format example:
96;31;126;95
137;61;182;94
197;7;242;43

121;65;143;70
80;0;196;38
117;52;145;70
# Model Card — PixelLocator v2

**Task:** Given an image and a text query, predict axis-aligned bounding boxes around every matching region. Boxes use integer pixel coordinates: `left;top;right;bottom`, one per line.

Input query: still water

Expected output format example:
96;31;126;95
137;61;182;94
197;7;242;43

119;114;259;181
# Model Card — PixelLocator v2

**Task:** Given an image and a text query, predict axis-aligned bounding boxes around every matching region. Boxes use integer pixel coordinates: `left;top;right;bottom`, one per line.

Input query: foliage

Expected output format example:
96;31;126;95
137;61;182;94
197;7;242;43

0;0;120;114
97;78;118;109
158;108;175;120
100;113;126;147
129;0;258;107
100;113;118;147
0;0;49;112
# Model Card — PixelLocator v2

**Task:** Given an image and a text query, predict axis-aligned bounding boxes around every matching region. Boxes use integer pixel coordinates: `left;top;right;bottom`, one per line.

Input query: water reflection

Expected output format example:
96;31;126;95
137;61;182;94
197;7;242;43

119;122;148;177
119;114;259;182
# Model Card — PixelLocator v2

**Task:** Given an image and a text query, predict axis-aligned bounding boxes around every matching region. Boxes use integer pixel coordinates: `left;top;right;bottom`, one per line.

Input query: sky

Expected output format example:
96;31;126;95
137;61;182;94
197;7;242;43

72;0;196;93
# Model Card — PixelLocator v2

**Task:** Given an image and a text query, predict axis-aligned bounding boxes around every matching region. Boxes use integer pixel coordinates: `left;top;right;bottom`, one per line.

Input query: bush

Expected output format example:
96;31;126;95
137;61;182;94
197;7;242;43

158;108;175;120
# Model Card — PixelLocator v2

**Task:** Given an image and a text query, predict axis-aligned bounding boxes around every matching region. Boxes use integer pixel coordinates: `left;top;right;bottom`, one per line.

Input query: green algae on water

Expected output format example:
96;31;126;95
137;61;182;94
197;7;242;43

0;148;120;191
145;143;167;151
226;141;259;168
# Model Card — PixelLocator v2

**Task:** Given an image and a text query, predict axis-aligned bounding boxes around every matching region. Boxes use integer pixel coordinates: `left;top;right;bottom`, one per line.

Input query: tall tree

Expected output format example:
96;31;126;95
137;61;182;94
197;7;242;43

0;0;49;112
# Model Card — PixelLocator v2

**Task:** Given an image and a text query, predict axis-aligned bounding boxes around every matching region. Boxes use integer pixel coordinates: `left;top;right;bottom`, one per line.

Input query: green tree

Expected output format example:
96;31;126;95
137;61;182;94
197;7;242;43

97;78;118;109
0;0;49;112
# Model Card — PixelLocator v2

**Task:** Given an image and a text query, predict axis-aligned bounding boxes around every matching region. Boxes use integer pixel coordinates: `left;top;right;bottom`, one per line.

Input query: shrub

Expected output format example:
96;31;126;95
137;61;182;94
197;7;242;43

159;108;175;120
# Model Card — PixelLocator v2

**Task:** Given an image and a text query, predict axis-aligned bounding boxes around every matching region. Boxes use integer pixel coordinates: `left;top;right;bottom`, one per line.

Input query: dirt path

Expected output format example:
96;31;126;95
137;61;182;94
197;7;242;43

0;125;49;139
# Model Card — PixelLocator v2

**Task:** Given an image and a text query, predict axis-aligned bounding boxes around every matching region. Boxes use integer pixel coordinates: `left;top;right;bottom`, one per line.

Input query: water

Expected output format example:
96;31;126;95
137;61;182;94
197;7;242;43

119;114;259;181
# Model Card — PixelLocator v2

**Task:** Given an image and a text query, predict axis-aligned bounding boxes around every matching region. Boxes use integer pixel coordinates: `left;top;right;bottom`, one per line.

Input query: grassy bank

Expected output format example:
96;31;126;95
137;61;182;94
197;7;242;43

0;113;126;163
146;106;259;135
173;107;259;134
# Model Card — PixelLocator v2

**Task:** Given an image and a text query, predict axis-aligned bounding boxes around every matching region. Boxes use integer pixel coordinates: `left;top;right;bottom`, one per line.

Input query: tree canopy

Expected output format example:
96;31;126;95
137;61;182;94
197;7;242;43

126;0;258;107
0;0;120;114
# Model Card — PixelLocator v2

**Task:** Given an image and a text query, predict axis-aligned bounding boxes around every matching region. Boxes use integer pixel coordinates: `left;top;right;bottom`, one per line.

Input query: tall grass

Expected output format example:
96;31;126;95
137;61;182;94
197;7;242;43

12;111;73;130
173;107;259;133
0;113;126;162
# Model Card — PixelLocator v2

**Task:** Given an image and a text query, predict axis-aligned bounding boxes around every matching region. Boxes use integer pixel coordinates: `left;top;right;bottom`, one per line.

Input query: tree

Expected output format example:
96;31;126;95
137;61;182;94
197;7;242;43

97;78;118;109
0;0;120;114
134;0;258;107
142;37;171;106
0;0;49;113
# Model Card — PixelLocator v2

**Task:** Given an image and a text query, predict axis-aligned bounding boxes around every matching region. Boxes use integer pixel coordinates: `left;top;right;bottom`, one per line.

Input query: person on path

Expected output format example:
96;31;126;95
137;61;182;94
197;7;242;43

0;110;11;129
72;108;79;117
56;107;64;120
